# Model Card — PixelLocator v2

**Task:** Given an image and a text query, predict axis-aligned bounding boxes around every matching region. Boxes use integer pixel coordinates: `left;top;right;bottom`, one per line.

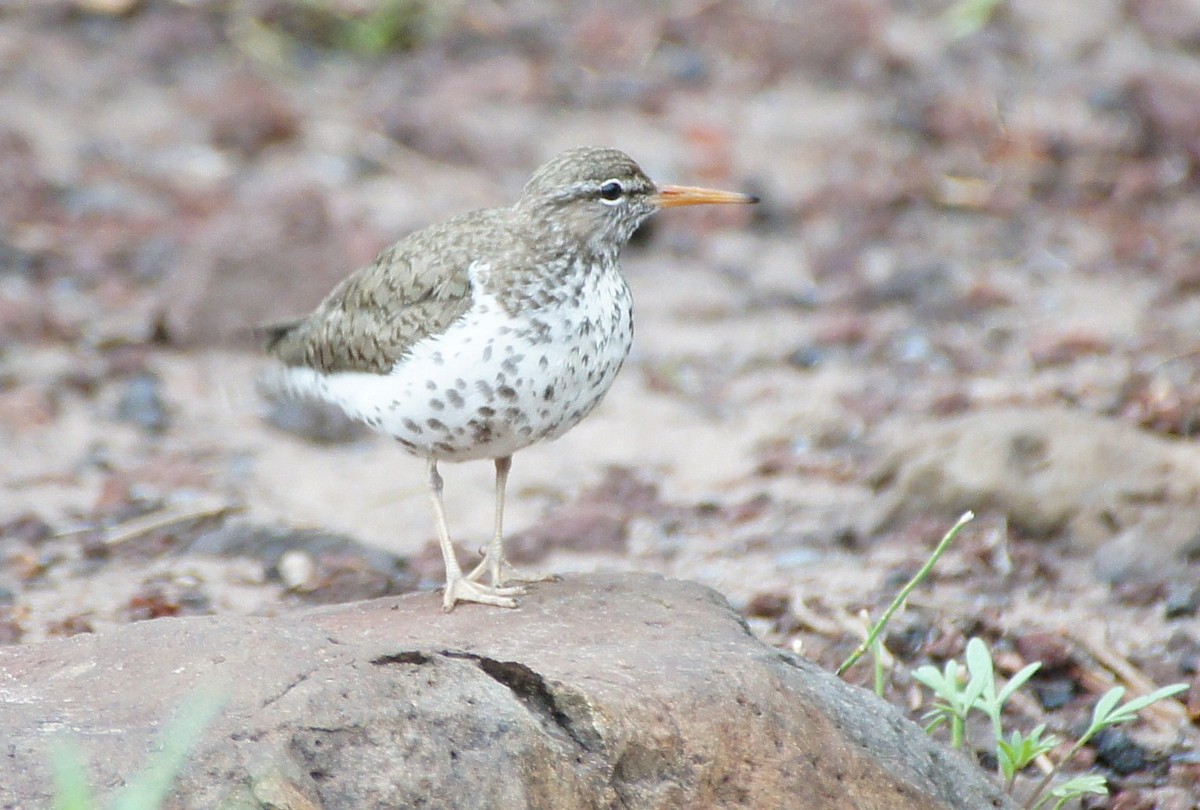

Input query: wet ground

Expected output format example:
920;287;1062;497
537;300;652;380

2;1;1200;805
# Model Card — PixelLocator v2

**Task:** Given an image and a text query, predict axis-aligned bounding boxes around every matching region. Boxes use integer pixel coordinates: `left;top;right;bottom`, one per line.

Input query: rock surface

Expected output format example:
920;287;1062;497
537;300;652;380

0;574;1013;810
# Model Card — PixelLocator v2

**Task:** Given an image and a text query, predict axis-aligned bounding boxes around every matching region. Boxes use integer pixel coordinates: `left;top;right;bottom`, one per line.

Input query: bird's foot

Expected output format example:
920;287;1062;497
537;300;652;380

466;555;559;589
442;575;525;611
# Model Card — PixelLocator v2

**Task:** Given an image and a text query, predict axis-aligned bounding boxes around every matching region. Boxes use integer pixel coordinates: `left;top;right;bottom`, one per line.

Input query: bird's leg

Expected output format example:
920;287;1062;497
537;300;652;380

467;455;556;587
466;455;514;586
427;457;521;611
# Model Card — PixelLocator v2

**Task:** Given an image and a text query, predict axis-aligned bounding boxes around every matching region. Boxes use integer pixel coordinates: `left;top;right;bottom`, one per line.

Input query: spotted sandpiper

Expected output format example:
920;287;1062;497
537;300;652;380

264;146;757;610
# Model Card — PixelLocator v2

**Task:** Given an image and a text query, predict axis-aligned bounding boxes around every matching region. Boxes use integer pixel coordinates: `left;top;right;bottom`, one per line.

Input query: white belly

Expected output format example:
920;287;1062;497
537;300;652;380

281;275;633;462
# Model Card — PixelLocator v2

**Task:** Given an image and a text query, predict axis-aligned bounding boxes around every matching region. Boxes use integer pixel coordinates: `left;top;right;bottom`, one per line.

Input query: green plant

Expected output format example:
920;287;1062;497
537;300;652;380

914;638;1040;758
914;638;1187;809
1019;682;1188;809
832;512;1187;808
942;0;1004;38
51;687;225;810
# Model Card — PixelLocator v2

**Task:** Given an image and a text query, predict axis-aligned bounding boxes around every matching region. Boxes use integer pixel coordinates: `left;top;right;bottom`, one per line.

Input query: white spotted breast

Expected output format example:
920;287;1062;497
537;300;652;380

281;260;634;462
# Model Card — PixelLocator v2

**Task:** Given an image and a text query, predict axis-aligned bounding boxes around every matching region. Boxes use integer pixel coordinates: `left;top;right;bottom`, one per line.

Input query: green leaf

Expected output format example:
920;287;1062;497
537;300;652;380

997;661;1042;705
50;740;93;810
965;638;994;684
997;724;1058;781
1089;687;1125;729
1109;683;1189;722
110;688;226;810
942;0;1004;38
1046;773;1108;810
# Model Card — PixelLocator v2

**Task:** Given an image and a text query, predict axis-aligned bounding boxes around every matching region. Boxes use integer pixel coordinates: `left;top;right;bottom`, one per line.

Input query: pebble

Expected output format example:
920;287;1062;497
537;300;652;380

1164;582;1200;618
786;344;827;369
1092;727;1148;775
1033;678;1076;711
278;549;317;591
115;373;168;433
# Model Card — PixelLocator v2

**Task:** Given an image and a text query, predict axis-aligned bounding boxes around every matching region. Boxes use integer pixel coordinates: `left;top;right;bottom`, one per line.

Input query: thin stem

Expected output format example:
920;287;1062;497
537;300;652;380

837;511;974;677
1021;735;1091;809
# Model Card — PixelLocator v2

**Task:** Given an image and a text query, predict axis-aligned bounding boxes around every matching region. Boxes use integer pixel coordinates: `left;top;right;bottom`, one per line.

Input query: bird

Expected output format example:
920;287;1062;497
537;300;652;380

263;146;757;610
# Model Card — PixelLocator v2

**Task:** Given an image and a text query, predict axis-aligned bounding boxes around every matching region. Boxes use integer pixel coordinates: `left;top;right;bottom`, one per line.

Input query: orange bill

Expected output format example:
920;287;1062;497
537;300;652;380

652;184;759;208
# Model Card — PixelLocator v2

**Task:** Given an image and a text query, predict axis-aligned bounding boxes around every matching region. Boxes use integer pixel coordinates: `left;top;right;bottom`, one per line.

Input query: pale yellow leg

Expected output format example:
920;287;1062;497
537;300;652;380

467;456;555;588
427;457;521;611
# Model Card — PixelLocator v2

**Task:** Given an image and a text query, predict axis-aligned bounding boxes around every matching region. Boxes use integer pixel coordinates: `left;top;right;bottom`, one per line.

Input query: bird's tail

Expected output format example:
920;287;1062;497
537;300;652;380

255;320;302;353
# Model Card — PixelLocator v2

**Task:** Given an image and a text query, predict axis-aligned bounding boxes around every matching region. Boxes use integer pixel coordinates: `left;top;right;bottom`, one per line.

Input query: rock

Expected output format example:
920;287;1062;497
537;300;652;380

865;408;1200;579
206;70;301;158
0;574;1014;810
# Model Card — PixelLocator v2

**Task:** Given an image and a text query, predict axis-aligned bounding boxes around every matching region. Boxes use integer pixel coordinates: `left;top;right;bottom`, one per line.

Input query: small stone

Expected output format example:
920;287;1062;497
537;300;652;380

278;550;316;591
125;587;180;622
1146;786;1196;810
115;373;168;433
0;514;53;545
786;344;826;369
1014;631;1074;671
1164;582;1200;618
0;608;23;644
1033;677;1076;711
1092;727;1148;775
743;591;789;619
46;615;94;637
207;71;300;157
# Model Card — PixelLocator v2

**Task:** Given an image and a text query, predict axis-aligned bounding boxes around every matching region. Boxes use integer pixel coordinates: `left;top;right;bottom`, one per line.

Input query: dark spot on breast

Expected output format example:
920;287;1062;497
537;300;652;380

455;378;467;391
427;418;446;431
543;385;555;401
431;351;444;366
518;425;533;438
476;381;493;399
477;406;496;417
446;390;465;408
502;358;519;375
538;356;549;370
426;380;437;391
505;407;523;421
498;386;518;400
429;398;445;411
434;441;455;454
482;344;493;362
402;418;422;434
397;438;417;451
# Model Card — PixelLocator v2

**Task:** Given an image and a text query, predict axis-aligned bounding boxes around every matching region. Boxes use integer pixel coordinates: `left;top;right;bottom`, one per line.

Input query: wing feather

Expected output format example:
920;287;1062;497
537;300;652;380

266;208;506;375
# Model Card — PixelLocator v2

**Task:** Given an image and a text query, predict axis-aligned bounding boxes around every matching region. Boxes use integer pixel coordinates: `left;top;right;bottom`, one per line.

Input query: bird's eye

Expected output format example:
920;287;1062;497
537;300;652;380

598;180;625;203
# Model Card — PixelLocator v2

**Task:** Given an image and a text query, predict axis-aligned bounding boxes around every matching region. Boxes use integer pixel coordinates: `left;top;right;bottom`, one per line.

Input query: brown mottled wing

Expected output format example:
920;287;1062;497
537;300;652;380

266;209;504;374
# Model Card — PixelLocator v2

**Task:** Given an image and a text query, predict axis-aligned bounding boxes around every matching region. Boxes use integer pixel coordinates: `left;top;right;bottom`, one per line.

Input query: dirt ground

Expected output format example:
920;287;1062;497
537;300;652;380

2;1;1200;806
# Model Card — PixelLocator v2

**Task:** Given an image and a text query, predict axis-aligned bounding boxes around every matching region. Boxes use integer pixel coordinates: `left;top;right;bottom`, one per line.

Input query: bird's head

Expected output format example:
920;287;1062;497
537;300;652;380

513;146;757;258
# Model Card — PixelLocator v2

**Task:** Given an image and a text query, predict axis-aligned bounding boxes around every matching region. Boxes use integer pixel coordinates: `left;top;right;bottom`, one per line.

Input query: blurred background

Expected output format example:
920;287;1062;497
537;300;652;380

2;0;1199;799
